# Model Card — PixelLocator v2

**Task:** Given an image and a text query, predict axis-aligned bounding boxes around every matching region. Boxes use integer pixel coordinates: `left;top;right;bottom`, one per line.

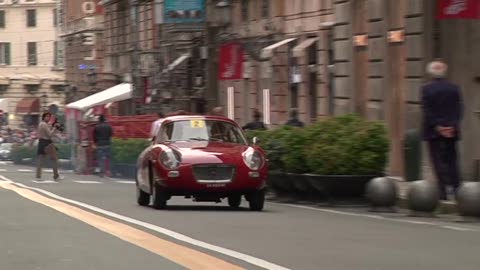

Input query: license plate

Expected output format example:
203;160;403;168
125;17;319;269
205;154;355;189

206;183;226;188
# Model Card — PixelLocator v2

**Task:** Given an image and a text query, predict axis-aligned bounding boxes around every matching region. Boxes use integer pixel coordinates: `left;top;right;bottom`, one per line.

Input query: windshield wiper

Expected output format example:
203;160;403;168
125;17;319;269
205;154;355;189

189;137;208;141
189;137;223;142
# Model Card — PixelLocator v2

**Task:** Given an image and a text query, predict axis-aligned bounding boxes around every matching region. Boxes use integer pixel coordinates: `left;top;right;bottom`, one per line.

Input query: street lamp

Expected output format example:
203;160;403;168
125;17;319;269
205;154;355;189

86;68;97;91
215;0;231;27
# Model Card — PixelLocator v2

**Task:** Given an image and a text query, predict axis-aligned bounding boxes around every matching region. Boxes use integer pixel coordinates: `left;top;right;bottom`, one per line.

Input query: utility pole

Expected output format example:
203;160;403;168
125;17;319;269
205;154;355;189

385;0;406;177
352;0;368;117
130;0;141;115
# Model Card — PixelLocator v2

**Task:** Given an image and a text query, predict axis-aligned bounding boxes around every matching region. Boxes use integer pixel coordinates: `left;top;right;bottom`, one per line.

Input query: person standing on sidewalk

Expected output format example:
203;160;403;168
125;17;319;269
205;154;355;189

36;112;61;181
421;60;463;200
284;108;304;127
93;115;113;178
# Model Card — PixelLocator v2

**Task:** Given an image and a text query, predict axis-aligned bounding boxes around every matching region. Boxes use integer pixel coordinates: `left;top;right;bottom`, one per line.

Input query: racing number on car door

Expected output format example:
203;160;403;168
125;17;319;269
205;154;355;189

190;120;205;128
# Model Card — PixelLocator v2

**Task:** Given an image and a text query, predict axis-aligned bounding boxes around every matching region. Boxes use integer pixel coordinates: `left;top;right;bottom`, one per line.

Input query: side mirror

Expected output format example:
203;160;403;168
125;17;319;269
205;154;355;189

252;136;260;145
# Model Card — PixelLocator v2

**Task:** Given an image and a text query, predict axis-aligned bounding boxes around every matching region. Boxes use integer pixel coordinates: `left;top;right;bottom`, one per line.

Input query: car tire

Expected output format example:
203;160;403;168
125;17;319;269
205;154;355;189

136;183;150;206
228;195;242;209
248;189;265;211
152;183;168;210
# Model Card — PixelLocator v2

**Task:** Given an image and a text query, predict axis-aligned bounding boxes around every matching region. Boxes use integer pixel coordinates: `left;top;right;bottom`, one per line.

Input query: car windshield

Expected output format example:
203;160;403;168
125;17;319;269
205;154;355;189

158;120;247;145
0;143;13;150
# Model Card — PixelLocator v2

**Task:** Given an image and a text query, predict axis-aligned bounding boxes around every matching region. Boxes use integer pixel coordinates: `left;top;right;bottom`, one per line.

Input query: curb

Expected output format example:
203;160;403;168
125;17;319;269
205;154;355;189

397;196;458;215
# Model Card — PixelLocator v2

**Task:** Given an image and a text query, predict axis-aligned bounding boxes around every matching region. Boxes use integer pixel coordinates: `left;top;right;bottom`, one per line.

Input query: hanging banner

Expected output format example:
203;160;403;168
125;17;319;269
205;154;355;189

437;0;480;19
218;43;244;81
164;0;205;23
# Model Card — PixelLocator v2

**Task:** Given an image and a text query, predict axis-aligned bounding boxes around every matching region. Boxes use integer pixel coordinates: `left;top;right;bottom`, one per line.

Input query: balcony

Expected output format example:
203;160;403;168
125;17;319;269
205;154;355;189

61;16;104;37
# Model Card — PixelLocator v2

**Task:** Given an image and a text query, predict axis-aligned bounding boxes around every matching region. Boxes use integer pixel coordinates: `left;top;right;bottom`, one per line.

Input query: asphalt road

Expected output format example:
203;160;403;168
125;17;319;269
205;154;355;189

0;161;479;270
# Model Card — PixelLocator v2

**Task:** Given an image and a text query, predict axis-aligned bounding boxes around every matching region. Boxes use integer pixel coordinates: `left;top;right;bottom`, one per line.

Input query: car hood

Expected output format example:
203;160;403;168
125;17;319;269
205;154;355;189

168;141;250;164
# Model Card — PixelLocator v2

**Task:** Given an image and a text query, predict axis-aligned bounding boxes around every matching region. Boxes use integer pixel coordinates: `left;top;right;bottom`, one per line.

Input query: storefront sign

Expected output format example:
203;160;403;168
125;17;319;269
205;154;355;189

164;0;205;23
437;0;480;19
218;43;244;81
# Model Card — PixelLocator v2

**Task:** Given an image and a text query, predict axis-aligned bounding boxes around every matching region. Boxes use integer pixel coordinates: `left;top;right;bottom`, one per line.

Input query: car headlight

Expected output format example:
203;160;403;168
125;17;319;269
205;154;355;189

159;148;181;170
243;149;264;170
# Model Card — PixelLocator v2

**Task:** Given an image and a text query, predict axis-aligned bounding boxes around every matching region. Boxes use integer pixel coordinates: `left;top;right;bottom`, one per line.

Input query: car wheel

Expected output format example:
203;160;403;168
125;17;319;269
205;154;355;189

136;183;150;206
248;189;265;211
228;195;242;209
152;183;168;209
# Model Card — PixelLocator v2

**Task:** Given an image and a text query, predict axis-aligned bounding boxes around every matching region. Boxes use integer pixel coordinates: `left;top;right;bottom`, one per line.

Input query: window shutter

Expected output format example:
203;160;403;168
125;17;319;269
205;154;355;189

5;43;10;65
0;11;5;28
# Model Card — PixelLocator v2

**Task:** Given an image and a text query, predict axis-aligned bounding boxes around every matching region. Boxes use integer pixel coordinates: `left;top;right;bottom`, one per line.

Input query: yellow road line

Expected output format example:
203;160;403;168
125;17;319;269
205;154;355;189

0;181;244;270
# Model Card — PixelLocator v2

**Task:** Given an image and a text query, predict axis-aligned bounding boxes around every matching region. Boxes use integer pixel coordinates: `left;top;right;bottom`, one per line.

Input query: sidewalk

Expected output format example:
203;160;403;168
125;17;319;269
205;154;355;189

393;178;458;214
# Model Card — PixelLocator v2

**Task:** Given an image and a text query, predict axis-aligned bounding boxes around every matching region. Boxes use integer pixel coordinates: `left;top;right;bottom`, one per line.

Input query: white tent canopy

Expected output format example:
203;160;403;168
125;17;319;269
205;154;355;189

66;83;132;111
0;98;9;112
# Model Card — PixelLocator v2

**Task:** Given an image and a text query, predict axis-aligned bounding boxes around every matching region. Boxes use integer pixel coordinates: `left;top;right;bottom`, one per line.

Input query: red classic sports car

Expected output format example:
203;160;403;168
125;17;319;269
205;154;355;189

136;115;268;211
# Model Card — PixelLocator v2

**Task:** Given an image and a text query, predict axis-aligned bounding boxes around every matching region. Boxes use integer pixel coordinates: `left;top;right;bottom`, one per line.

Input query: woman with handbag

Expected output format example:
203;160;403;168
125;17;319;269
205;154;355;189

36;111;62;181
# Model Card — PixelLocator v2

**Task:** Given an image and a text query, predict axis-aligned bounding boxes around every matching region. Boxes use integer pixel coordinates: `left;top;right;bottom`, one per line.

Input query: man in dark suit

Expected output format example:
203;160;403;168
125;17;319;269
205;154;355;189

421;60;463;200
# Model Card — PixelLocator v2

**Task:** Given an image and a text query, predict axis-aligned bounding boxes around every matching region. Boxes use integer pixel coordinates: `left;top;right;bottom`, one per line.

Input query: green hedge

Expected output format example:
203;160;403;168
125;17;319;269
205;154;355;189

246;114;389;175
10;139;150;165
11;144;72;164
111;138;150;164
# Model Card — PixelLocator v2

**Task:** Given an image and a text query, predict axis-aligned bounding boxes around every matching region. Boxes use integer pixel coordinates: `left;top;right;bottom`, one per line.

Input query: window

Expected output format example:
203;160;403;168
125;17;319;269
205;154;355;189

53;8;57;26
25;85;39;92
27;42;37;65
0;85;7;92
0;42;10;65
0;10;5;28
53;41;58;66
27;9;36;27
52;85;65;92
241;0;249;22
261;0;269;18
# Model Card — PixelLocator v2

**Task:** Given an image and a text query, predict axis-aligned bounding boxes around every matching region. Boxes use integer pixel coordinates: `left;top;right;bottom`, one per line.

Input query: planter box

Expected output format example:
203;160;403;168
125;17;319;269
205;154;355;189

306;174;380;198
112;163;137;179
267;171;293;195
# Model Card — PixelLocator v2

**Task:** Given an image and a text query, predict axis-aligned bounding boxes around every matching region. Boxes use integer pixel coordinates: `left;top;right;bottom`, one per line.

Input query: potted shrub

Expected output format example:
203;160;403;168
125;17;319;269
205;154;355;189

304;115;389;198
280;126;314;198
111;138;150;178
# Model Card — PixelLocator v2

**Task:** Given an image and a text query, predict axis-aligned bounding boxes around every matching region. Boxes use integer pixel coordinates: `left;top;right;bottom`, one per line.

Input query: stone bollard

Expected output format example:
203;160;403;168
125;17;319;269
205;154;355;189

456;182;480;218
407;180;439;216
366;177;398;211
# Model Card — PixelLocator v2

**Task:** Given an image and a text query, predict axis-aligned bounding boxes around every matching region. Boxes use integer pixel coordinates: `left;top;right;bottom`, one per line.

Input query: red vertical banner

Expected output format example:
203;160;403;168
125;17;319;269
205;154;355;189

437;0;480;19
143;77;152;104
218;43;244;81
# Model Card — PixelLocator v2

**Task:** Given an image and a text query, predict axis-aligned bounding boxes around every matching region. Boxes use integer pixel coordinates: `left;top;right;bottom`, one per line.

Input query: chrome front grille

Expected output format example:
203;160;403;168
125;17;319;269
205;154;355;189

192;165;236;183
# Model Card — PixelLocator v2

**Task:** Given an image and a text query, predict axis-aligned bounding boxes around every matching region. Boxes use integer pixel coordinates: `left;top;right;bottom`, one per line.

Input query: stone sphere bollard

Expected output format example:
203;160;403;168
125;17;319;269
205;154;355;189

366;177;398;207
456;182;480;217
407;180;440;213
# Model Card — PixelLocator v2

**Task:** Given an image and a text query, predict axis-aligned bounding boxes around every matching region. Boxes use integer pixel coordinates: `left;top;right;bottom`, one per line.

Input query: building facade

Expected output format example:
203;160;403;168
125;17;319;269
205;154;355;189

0;0;66;128
217;0;480;181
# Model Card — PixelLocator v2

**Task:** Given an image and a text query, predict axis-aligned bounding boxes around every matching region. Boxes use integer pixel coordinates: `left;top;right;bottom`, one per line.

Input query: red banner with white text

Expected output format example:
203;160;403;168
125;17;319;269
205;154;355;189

437;0;480;19
218;43;244;81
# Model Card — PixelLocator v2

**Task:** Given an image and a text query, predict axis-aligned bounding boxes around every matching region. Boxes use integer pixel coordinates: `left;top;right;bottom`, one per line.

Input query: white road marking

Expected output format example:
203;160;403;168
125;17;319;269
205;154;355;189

32;180;58;184
441;226;476;232
73;181;102;184
18;169;33;172
43;169;54;173
116;181;135;184
0;175;290;270
268;202;478;232
0;169;7;172
0;161;12;165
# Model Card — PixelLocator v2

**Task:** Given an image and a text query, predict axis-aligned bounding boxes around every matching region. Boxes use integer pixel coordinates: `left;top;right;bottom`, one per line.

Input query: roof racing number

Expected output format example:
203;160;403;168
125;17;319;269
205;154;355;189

190;120;205;128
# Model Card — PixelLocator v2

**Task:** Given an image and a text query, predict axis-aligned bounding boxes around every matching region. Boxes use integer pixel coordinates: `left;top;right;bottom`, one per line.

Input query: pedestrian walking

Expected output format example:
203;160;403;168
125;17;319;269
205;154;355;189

421;60;463;200
93;115;113;177
242;109;266;130
284;108;304;127
36;111;62;181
